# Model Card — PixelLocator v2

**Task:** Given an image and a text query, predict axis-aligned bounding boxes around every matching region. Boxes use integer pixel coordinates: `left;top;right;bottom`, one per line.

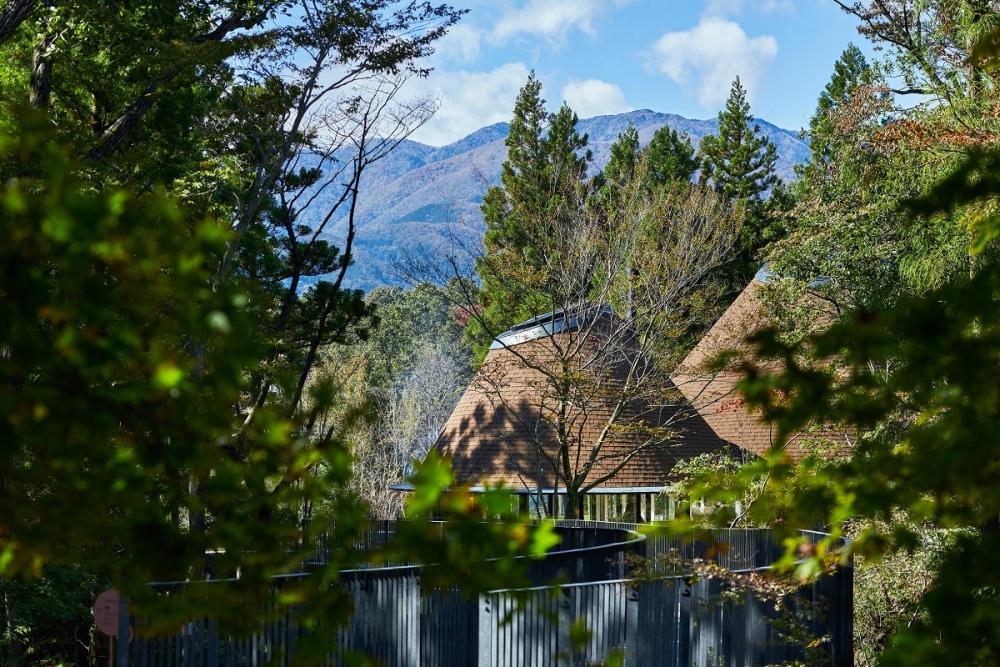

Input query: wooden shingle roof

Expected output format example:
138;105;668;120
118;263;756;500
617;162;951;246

673;277;852;463
435;310;734;490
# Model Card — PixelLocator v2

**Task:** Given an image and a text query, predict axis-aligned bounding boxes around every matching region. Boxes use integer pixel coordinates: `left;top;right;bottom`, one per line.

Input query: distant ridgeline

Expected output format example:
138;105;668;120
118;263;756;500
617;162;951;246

298;110;809;292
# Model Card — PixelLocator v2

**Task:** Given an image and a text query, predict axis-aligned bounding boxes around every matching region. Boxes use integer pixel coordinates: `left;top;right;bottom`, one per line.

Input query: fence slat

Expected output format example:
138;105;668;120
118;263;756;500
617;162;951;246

133;524;851;667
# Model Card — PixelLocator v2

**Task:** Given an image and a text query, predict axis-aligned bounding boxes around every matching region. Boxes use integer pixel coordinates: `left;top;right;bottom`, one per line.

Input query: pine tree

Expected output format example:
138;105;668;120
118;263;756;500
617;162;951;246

602;123;641;186
647;125;700;185
471;73;591;361
699;77;781;281
542;102;591;188
805;44;869;169
481;77;590;258
699;77;778;204
481;72;547;255
601;123;698;192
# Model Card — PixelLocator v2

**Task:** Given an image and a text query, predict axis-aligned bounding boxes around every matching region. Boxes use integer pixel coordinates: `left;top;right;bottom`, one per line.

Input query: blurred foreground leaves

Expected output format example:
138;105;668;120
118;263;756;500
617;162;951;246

0;119;559;663
687;139;1000;664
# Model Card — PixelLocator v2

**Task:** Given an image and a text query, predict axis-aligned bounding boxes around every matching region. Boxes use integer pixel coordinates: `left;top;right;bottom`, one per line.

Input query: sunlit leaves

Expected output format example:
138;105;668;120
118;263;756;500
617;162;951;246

0;123;302;614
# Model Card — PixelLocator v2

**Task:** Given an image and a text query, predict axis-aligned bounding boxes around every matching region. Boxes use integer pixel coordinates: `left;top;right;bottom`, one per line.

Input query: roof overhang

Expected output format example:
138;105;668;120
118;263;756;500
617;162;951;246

488;304;615;350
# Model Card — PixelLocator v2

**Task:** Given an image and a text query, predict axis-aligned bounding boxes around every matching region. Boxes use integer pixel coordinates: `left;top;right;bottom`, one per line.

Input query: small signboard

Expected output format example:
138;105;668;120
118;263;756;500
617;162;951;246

93;589;120;637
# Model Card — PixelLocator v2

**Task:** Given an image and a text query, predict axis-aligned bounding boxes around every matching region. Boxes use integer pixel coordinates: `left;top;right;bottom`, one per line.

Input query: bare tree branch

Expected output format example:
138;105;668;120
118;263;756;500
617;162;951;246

412;156;744;517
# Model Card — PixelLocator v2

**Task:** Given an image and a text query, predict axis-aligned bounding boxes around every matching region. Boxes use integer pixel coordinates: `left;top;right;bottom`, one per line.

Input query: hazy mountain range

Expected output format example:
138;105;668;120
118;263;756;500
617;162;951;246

301;110;810;291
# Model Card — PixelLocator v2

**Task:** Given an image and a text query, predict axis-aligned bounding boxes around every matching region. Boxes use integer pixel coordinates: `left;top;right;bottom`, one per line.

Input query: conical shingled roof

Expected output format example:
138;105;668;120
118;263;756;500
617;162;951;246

435;307;733;490
673;273;852;463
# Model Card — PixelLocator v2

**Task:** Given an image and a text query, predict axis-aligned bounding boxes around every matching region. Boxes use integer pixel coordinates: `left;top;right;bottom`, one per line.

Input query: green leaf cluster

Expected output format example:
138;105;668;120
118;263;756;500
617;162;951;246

0;3;566;660
671;11;1000;663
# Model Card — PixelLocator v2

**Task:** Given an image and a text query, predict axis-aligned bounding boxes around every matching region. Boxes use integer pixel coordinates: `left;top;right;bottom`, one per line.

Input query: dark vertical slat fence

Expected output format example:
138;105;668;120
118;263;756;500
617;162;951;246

131;523;853;667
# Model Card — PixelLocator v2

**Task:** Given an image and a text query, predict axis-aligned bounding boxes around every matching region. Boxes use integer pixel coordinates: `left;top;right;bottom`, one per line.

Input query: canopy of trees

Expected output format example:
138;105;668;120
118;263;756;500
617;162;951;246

683;5;1000;665
5;0;1000;664
0;3;556;664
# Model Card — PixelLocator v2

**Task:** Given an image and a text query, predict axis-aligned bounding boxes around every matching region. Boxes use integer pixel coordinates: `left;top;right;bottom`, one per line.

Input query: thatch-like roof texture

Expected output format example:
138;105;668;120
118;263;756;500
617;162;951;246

673;278;852;463
435;314;732;490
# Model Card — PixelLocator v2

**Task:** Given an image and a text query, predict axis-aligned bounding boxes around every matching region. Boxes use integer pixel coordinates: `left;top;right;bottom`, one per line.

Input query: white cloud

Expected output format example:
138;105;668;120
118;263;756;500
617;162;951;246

561;79;631;118
760;0;794;13
431;23;482;65
404;63;532;146
702;0;794;17
647;18;777;109
491;0;632;45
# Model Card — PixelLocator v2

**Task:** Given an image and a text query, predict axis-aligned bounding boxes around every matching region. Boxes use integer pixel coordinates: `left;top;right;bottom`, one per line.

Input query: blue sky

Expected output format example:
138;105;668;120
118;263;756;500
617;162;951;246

403;0;870;145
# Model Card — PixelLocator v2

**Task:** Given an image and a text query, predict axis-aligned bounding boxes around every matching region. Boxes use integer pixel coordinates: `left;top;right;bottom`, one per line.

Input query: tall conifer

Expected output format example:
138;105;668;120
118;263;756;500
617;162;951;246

601;123;699;191
602;123;641;186
805;44;870;170
543;102;591;187
699;77;781;281
471;73;591;360
699;77;778;203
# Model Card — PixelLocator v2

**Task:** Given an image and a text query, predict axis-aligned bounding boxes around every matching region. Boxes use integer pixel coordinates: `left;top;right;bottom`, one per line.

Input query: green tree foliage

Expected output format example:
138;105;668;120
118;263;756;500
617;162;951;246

699;77;781;281
0;117;559;663
764;49;917;315
601;123;641;186
767;4;1000;317
0;1;462;432
543;102;592;184
0;120;311;604
313;283;472;518
480;72;549;257
600;123;699;192
699;78;778;204
470;73;592;360
0;4;563;662
0;1;268;187
685;25;1000;667
804;43;870;170
763;23;1000;371
361;282;471;390
732;258;1000;666
595;124;729;338
847;519;957;667
647;124;700;186
840;0;1000;123
1;564;111;665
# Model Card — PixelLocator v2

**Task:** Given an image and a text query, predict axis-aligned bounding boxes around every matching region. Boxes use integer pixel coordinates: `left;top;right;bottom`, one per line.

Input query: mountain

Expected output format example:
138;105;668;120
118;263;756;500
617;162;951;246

299;110;809;291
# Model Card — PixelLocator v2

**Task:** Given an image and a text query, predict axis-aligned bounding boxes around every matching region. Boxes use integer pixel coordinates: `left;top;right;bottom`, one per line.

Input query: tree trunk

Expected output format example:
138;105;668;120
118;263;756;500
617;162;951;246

2;585;23;667
29;32;55;109
88;621;99;667
0;0;35;47
188;476;207;578
188;476;205;533
86;79;166;160
563;490;583;519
